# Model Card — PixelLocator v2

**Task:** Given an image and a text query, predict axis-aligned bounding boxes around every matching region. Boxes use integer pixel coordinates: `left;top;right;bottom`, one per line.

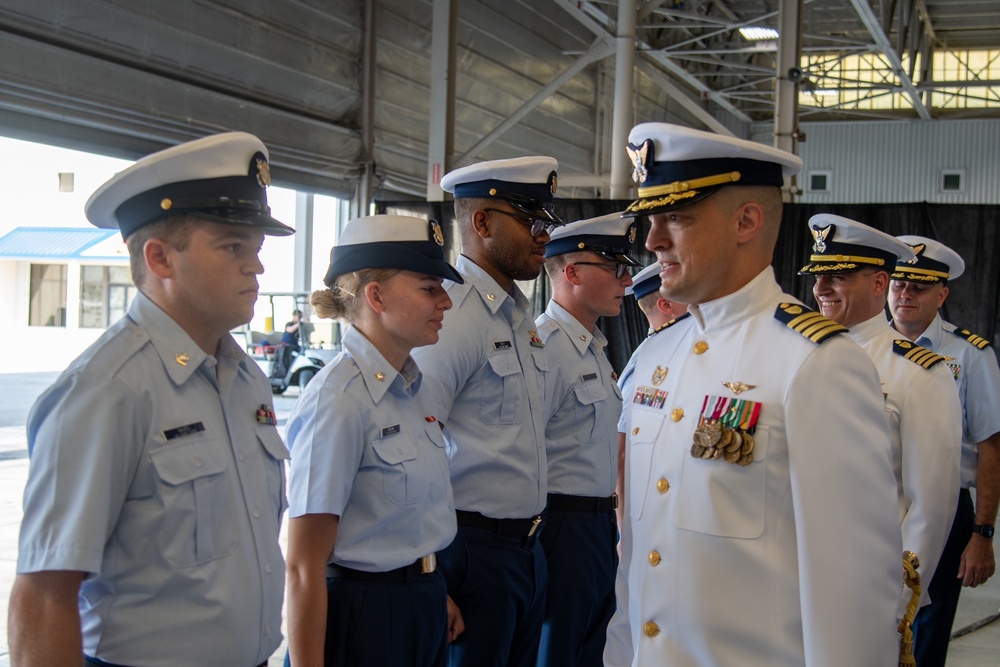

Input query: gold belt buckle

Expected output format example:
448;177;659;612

420;553;437;574
527;516;542;537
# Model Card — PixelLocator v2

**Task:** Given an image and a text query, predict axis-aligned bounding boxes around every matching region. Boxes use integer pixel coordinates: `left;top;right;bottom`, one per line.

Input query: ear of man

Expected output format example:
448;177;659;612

472;209;491;239
143;238;175;282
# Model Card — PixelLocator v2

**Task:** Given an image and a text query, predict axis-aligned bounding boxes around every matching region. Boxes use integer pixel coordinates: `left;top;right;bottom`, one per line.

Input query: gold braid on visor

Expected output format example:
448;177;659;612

890;266;949;281
809;254;885;266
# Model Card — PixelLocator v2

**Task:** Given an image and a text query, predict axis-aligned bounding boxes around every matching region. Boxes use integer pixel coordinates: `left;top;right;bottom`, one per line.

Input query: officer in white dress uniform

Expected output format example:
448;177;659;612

801;214;962;611
604;123;903;667
616;263;688;531
533;212;640;666
10;133;293;667
888;237;1000;667
411;156;565;667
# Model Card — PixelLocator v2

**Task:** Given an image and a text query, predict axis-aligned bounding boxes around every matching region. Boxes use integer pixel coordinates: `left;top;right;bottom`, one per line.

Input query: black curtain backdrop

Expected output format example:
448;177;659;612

378;200;1000;375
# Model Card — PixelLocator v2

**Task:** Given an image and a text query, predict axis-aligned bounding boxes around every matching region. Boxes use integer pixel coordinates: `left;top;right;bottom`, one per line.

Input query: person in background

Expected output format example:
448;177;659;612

533;212;640;667
283;214;464;667
277;309;303;377
411;156;564;667
8;132;292;667
615;261;688;532
605;122;902;667
889;235;1000;666
801;214;962;613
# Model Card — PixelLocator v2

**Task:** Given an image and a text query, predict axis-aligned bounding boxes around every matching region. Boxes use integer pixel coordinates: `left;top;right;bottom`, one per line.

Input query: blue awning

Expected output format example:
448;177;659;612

0;227;126;260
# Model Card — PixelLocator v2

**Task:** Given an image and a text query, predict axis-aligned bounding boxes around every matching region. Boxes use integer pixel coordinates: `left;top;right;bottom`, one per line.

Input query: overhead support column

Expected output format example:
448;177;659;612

357;0;377;215
773;0;802;163
293;191;315;295
609;0;637;200
426;0;457;202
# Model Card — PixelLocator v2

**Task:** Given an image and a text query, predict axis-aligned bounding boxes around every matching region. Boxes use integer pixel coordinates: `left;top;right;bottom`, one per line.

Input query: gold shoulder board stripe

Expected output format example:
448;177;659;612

892;340;946;369
773;304;847;344
952;328;991;349
650;312;691;336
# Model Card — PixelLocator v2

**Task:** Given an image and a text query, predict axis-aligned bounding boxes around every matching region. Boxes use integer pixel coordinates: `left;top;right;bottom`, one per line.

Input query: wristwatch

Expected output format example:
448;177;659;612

972;524;995;538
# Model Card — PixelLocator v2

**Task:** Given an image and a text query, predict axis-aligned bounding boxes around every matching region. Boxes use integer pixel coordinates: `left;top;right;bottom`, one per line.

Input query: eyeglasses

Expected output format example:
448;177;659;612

574;262;631;279
482;208;557;237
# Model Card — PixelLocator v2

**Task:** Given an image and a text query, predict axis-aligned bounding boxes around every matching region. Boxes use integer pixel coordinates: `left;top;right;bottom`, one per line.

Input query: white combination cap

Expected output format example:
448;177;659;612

624;122;802;216
799;213;915;275
85;131;293;238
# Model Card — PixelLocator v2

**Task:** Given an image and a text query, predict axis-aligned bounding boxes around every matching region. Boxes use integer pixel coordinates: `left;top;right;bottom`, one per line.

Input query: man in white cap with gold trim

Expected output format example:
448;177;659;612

889;236;1000;667
533;212;640;667
9;132;292;667
411;156;564;667
801;214;962;615
606;123;902;667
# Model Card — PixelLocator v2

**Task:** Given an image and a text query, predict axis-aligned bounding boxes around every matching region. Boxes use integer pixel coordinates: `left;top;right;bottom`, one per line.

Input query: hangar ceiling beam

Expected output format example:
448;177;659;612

849;0;932;119
554;0;752;129
453;37;617;168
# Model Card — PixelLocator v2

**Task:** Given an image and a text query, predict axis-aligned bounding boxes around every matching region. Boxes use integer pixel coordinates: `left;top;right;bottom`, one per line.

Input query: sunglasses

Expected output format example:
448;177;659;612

482;208;558;237
574;261;631;279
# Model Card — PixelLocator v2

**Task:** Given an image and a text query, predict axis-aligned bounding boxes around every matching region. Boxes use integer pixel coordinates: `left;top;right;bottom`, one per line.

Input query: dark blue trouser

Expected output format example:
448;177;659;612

285;571;448;667
536;508;618;667
912;487;974;667
440;524;548;667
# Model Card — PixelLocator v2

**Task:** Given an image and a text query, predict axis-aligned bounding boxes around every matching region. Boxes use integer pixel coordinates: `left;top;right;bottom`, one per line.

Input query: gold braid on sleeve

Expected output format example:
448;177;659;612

898;551;922;667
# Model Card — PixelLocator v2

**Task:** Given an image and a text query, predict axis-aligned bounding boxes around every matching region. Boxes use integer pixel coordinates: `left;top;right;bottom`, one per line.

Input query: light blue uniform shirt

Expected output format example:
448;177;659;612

17;292;288;667
411;255;548;518
907;313;1000;488
535;300;620;496
286;326;456;571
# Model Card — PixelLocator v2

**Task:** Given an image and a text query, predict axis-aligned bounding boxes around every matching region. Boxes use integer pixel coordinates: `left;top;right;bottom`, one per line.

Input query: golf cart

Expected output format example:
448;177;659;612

241;292;341;394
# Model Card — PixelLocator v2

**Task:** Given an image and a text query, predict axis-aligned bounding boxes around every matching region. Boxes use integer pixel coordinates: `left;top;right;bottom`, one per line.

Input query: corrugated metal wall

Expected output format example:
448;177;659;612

796;119;1000;204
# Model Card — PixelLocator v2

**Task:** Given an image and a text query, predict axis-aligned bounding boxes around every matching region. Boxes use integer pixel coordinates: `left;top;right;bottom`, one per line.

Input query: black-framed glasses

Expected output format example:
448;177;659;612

574;261;630;279
482;208;556;237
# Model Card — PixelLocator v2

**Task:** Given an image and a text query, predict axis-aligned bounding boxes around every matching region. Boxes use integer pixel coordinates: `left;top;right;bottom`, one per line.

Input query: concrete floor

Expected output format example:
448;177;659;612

0;371;997;666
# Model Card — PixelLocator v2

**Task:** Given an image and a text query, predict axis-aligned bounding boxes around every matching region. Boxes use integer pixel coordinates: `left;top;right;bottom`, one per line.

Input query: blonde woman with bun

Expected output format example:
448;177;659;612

284;214;464;667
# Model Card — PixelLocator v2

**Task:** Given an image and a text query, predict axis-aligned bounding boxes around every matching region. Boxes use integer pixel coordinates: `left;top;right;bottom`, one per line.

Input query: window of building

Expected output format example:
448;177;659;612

80;265;137;328
808;170;832;194
940;170;964;194
29;264;67;327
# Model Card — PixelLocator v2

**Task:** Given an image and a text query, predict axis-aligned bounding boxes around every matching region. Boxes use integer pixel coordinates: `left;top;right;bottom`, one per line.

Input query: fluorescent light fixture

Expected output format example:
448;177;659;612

740;27;779;41
804;89;839;97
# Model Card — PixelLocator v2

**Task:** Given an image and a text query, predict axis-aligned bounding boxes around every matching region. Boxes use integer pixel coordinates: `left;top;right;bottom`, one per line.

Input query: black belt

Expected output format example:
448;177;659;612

456;509;542;537
327;554;437;582
86;658;266;667
546;493;618;512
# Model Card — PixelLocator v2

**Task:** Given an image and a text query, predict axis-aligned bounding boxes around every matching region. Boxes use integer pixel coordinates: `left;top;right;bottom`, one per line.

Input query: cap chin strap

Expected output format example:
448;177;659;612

636;170;742;199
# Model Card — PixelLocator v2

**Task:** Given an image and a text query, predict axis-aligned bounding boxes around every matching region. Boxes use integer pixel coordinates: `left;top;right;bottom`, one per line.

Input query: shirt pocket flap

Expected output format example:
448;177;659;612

424;422;447;448
373;437;418;465
531;349;549;373
150;439;227;486
486;350;521;377
574;382;608;406
256;427;290;461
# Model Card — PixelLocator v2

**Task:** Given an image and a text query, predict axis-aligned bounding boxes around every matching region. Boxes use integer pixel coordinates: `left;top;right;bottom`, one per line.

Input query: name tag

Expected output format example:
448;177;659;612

163;422;205;441
581;372;598;382
493;340;513;350
381;424;401;437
